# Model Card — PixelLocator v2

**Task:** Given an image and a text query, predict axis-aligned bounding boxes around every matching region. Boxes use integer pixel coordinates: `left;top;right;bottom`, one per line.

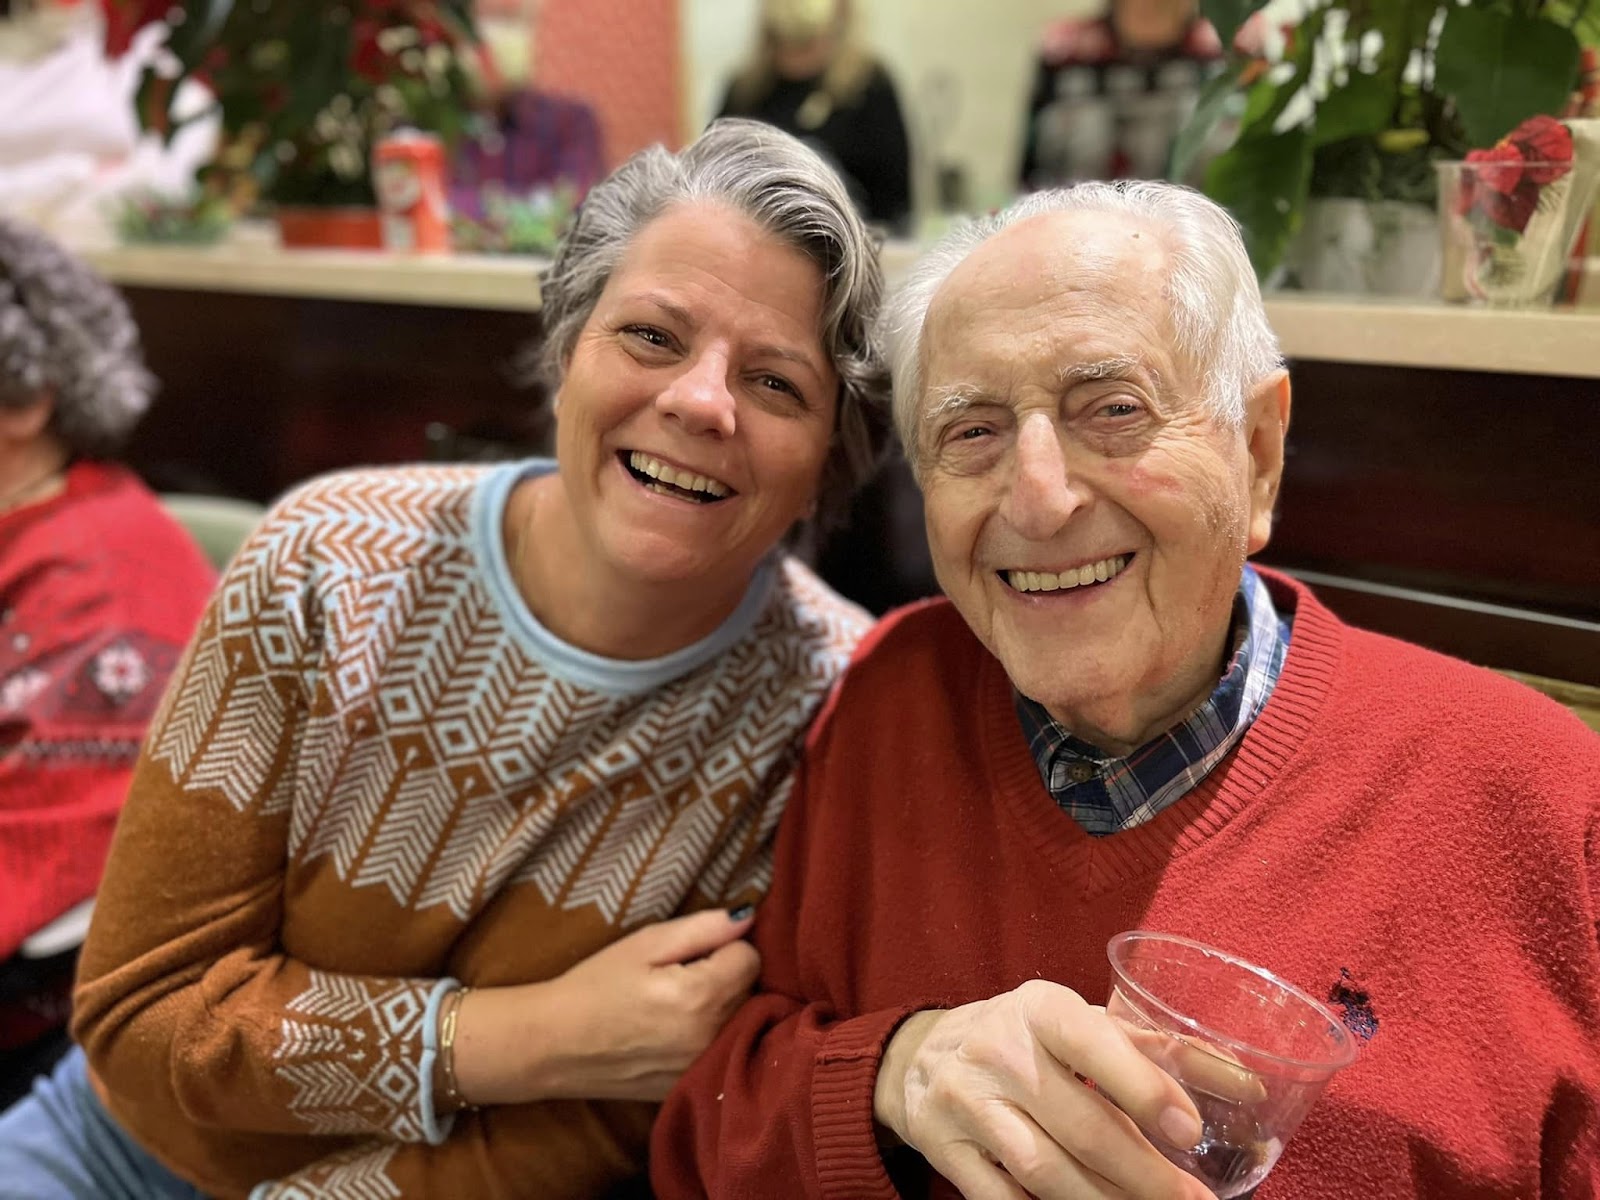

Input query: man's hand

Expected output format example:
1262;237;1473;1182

873;981;1214;1200
454;907;760;1105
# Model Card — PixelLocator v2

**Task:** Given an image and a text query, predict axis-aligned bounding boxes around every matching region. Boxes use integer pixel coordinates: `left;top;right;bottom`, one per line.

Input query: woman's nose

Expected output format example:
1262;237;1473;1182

656;352;737;438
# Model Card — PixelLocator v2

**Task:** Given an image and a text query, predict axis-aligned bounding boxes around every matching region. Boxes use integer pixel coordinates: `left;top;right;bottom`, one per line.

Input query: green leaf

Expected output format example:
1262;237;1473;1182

1435;8;1582;148
1198;0;1270;52
1204;124;1315;278
1169;62;1248;183
1542;0;1600;48
1312;69;1397;147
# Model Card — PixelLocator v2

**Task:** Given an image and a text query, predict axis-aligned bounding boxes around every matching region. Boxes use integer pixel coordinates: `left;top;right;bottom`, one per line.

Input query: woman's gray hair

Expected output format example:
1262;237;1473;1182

881;182;1283;469
0;216;154;457
537;117;892;536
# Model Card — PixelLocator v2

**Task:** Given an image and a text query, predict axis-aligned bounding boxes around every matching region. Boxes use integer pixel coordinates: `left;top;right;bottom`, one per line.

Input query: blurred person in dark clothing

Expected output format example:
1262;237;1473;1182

719;0;911;232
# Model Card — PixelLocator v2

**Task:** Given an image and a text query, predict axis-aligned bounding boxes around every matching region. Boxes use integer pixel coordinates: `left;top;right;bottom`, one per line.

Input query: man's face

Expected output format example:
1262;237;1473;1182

914;210;1288;754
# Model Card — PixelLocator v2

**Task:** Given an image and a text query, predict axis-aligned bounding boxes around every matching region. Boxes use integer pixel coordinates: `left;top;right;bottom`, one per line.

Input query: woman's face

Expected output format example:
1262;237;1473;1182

552;201;838;602
766;0;843;78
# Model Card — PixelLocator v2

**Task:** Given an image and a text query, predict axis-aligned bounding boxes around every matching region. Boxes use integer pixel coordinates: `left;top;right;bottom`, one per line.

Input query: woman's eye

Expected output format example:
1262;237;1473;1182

624;325;672;349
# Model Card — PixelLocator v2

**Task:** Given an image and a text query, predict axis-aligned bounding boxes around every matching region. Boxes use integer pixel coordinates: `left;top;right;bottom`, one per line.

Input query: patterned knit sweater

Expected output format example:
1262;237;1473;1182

70;461;873;1200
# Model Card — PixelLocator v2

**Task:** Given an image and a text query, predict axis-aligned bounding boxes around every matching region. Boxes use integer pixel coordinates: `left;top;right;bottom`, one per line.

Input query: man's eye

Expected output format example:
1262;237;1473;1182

1099;402;1141;418
957;426;992;440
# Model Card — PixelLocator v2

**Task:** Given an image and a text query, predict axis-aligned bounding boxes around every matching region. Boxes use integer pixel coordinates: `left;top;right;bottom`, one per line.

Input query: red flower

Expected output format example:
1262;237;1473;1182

1465;143;1524;195
1509;115;1573;184
1459;114;1575;233
100;0;175;57
350;18;390;83
1483;180;1542;235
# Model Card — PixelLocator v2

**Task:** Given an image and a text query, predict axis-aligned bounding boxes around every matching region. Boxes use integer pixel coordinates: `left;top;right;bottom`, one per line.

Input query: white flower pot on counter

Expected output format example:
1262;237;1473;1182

1288;197;1440;298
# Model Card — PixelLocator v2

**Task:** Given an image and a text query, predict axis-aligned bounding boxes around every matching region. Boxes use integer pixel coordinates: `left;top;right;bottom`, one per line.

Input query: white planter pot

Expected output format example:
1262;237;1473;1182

1290;198;1440;297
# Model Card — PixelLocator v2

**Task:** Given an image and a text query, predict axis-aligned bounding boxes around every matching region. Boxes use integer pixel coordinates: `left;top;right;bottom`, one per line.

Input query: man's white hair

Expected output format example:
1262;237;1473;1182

880;182;1283;464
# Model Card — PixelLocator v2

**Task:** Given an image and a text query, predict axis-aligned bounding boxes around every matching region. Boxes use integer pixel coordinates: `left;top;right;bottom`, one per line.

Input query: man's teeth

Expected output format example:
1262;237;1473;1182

1006;555;1130;593
628;451;731;498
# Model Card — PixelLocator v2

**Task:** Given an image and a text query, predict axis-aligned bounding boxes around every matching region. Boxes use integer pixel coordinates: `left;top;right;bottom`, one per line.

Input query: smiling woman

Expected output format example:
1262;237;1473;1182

0;120;894;1200
519;198;846;657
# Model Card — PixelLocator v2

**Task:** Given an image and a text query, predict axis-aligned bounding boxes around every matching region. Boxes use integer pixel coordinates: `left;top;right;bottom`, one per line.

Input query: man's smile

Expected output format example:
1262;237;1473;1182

999;553;1133;594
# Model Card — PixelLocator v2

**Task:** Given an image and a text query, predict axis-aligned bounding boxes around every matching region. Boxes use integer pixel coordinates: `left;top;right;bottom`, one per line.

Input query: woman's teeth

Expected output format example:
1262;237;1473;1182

1006;554;1130;593
627;451;731;500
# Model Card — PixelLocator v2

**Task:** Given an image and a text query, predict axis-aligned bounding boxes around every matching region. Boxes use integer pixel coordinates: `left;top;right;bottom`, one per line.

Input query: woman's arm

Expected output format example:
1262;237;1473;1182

70;562;462;1144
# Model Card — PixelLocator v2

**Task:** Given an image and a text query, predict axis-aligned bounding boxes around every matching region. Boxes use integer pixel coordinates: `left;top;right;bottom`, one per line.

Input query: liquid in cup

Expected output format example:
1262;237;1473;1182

1106;931;1358;1198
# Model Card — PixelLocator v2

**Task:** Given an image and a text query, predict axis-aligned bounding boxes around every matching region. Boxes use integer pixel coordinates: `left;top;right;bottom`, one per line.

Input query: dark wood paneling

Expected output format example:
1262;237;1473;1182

1265;360;1600;620
122;288;548;501
116;288;1600;683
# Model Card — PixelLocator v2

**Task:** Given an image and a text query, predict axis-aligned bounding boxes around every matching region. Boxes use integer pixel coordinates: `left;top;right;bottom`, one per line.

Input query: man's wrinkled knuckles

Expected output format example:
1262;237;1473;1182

1013;977;1091;1030
982;1112;1059;1192
946;1018;1039;1081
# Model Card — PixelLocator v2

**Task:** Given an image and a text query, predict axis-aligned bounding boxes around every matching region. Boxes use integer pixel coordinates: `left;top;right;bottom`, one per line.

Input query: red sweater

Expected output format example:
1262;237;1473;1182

0;462;214;965
652;570;1600;1199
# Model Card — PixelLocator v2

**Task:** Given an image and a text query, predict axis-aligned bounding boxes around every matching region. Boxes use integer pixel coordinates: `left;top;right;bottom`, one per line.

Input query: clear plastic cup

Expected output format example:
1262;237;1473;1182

1106;931;1358;1198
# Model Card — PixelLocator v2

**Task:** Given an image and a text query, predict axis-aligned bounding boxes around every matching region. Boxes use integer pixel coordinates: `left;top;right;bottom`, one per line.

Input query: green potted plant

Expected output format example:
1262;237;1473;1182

103;0;482;247
1176;0;1600;287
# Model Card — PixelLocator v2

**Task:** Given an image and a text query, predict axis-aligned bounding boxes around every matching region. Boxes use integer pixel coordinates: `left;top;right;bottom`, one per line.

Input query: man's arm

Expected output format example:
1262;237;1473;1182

650;732;1211;1200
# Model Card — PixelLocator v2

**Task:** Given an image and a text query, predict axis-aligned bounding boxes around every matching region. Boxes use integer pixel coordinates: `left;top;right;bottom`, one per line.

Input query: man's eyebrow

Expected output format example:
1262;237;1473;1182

922;384;996;422
1056;355;1160;389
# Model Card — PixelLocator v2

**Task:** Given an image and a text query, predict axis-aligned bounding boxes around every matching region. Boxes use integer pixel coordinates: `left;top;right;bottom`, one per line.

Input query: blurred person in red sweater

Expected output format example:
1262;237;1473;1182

450;0;606;217
651;181;1600;1199
0;216;214;1106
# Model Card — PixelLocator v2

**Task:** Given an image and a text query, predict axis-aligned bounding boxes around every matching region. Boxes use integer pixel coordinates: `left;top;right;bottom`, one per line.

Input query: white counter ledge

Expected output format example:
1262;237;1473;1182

81;240;545;312
81;238;1600;379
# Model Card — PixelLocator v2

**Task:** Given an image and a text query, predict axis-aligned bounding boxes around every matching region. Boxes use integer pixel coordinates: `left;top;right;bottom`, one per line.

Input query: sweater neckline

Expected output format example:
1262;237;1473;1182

472;458;778;696
979;569;1342;889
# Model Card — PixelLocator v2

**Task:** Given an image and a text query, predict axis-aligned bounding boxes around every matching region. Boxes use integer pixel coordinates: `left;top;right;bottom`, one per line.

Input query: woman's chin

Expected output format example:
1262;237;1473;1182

600;537;747;593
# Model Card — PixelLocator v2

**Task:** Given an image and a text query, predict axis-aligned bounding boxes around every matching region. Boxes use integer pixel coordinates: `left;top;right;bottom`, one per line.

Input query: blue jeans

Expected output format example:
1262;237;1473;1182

0;1045;208;1199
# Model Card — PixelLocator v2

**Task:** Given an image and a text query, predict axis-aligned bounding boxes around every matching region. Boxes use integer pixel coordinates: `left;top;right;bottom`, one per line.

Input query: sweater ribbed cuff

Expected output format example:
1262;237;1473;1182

812;1007;921;1200
417;976;461;1146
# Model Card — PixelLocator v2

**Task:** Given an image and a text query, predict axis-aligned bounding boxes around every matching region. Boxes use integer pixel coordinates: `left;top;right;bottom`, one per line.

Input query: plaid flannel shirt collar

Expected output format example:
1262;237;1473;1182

1013;565;1290;836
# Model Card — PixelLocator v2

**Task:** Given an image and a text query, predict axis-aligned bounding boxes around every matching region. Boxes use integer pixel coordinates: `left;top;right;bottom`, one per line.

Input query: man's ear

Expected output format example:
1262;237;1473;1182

0;392;54;445
1244;370;1291;555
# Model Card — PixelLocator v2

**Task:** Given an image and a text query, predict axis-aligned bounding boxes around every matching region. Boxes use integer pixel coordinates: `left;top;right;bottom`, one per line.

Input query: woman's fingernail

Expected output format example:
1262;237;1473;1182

1159;1106;1203;1150
727;904;756;922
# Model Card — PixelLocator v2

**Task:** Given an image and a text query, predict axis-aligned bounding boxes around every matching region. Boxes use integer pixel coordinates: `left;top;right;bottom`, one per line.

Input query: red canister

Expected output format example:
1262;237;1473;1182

374;129;451;254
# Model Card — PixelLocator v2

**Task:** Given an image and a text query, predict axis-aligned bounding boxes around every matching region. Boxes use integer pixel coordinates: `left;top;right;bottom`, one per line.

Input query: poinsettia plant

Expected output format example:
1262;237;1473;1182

1177;0;1600;278
102;0;482;208
1453;114;1574;237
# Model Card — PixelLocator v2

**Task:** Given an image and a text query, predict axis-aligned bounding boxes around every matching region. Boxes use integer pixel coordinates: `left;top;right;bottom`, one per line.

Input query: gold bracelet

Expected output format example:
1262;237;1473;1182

440;986;476;1113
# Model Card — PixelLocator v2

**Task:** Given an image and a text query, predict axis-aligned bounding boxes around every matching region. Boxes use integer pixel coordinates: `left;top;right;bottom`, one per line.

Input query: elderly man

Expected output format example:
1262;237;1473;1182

648;182;1600;1199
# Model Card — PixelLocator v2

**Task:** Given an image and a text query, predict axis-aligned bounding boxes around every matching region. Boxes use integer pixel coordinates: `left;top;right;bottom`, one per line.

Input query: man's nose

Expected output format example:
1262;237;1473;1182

999;412;1082;539
656;351;737;438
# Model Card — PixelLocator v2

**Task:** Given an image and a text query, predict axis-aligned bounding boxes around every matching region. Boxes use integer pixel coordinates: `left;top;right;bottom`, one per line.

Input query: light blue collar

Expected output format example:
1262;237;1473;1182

472;459;776;695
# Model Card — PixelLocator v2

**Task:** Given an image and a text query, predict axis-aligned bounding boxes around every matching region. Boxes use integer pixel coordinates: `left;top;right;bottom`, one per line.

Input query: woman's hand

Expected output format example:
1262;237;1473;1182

453;907;760;1105
872;980;1215;1200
